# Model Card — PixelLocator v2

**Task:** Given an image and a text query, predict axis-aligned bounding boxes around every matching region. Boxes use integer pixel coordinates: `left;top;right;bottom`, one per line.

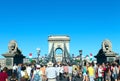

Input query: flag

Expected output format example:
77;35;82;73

29;53;32;62
90;53;93;61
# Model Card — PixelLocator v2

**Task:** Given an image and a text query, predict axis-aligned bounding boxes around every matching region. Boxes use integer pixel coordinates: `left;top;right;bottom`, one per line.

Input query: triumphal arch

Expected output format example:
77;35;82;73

47;35;72;64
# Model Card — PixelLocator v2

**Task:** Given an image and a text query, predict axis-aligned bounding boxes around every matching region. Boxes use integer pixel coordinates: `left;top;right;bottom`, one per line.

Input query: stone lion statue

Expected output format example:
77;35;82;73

8;40;19;54
102;39;112;53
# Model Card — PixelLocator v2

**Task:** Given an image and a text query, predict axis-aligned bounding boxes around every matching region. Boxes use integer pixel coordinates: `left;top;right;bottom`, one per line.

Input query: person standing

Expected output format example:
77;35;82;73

68;64;73;81
98;65;103;81
32;65;42;81
87;63;95;81
45;61;57;81
26;64;32;80
0;67;8;81
17;64;22;81
112;63;119;81
40;65;47;81
83;62;88;81
55;65;60;81
59;64;64;80
13;64;18;75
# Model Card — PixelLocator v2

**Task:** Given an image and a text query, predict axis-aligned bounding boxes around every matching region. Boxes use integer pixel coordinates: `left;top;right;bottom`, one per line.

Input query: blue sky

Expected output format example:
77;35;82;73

0;0;120;58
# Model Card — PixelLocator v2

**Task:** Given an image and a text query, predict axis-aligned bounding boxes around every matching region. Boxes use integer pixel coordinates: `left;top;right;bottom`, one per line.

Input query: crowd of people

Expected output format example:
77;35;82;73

0;61;120;81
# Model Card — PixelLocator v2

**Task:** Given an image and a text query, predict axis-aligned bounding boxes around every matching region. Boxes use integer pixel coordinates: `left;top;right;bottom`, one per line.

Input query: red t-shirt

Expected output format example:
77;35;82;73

0;72;8;81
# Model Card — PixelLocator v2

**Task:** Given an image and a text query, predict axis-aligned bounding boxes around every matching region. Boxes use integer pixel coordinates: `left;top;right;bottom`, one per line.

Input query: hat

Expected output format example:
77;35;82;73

47;61;53;67
36;65;41;69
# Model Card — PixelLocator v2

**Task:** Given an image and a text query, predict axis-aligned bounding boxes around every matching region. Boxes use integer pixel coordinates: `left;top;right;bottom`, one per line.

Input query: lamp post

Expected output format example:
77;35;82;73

45;54;47;59
36;48;40;64
72;54;74;64
79;50;82;66
72;54;74;60
44;54;47;63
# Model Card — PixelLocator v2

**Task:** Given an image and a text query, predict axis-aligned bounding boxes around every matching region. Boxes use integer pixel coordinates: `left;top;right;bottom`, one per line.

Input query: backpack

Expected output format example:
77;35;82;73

33;71;41;81
22;70;29;80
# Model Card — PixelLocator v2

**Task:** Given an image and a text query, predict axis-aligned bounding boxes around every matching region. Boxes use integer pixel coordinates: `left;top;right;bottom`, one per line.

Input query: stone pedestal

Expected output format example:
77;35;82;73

95;49;117;64
5;58;13;69
2;53;25;68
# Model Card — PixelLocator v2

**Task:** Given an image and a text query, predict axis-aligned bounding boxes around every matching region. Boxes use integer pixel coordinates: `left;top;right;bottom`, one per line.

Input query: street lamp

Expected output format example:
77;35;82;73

72;54;74;60
36;48;40;64
79;50;82;66
44;54;47;63
45;54;47;59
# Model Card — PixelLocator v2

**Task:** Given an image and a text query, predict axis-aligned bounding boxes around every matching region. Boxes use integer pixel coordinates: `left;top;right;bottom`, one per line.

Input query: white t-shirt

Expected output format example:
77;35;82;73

46;67;57;78
98;68;103;77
